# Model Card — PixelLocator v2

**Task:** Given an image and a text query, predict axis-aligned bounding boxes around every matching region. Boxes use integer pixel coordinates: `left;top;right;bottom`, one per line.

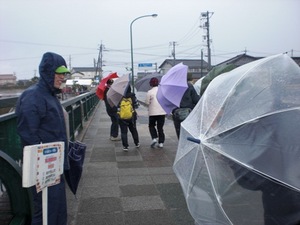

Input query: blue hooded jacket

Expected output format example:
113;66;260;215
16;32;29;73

16;52;69;170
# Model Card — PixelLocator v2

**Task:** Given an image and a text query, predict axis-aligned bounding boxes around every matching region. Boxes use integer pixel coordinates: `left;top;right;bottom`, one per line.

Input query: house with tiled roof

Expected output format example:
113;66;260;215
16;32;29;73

214;54;262;67
215;53;300;68
155;54;300;83
71;67;97;79
158;59;209;79
291;56;300;67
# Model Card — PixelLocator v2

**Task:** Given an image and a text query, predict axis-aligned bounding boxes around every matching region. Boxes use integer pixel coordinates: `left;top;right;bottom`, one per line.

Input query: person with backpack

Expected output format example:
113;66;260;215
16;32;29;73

118;85;140;151
146;77;166;148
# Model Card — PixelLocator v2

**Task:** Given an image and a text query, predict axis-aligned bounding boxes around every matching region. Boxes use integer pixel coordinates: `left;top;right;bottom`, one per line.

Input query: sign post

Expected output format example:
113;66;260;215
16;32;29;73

42;187;48;225
22;142;64;225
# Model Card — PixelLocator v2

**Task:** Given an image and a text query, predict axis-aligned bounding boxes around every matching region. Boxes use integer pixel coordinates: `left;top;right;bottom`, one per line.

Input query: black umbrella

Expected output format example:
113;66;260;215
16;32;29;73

134;73;163;92
65;140;86;195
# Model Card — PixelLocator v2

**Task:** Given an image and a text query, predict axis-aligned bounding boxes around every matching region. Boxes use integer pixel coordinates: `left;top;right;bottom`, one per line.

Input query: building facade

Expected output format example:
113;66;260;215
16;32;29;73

0;74;17;86
158;59;209;79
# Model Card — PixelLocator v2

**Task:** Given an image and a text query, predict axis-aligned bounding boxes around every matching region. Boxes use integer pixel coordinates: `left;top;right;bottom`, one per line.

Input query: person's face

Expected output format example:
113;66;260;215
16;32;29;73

54;73;66;89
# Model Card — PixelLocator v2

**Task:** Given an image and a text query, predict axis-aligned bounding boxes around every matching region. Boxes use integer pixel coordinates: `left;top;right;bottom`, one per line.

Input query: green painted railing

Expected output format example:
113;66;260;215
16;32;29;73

62;92;99;141
0;91;99;225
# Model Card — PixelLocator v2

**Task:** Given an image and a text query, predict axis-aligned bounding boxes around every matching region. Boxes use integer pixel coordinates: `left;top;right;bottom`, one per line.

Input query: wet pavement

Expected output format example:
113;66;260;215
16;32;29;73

66;99;195;225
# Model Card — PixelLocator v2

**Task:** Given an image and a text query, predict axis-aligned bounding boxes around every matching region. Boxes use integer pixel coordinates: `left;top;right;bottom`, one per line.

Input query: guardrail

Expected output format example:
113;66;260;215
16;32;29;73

62;92;99;141
0;91;99;224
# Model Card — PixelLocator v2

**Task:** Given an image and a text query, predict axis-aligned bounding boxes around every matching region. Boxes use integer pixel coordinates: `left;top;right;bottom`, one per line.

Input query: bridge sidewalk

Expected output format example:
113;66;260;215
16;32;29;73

66;99;195;225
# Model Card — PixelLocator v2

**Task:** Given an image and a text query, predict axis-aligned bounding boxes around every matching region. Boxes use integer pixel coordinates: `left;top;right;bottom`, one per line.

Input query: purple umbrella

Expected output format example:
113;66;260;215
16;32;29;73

157;63;188;114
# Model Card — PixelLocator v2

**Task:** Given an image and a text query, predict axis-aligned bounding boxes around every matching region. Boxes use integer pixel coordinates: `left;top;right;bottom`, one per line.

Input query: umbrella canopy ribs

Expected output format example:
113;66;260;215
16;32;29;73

174;54;300;225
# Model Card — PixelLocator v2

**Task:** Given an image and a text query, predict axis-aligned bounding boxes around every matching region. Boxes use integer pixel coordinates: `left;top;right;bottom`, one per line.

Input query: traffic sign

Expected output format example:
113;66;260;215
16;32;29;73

138;63;153;68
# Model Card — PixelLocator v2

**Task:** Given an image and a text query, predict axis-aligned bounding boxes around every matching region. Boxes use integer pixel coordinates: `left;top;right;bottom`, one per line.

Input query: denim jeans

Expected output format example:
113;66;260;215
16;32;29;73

108;112;119;137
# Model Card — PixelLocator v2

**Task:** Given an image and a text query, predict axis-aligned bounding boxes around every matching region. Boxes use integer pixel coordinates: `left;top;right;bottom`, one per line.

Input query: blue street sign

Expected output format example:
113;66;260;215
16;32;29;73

138;63;153;68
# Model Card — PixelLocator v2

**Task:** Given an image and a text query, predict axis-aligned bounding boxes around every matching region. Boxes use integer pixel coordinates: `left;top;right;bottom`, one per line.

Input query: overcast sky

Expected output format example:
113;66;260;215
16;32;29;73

1;0;299;79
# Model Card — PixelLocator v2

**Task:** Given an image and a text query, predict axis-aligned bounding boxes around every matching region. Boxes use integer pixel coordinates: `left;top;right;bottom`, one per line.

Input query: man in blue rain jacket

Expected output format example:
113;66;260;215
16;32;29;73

16;52;70;225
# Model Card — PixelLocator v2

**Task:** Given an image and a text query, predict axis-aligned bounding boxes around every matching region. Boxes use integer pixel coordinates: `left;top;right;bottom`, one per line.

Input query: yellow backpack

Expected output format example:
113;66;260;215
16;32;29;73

118;97;134;120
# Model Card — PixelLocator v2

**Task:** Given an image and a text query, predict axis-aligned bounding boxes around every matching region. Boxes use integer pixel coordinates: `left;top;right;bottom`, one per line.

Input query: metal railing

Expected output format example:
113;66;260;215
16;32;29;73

0;91;99;161
62;92;99;141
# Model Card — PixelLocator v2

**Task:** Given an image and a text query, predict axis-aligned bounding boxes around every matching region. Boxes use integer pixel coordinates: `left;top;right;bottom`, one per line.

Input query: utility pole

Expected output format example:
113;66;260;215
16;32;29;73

154;63;158;72
201;49;204;77
169;41;177;65
200;11;214;70
95;43;104;82
68;55;72;71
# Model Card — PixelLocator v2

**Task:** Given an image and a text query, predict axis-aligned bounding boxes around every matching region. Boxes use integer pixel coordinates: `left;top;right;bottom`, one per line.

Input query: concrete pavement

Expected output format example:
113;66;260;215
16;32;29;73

66;99;195;225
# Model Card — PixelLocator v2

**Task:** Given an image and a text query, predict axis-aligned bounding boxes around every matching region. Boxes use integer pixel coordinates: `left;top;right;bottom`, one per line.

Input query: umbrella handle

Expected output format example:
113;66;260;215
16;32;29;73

187;137;201;144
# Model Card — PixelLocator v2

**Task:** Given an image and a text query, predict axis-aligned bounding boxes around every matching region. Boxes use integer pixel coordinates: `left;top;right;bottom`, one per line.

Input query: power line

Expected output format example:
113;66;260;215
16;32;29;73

0;52;97;62
177;18;201;44
0;39;96;50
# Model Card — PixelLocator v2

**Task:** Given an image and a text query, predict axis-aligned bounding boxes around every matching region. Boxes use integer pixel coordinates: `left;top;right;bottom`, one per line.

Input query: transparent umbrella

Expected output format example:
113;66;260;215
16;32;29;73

173;54;300;225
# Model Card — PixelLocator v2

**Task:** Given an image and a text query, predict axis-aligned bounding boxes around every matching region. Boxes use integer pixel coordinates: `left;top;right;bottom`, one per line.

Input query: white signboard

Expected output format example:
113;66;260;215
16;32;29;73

22;142;64;193
65;79;92;86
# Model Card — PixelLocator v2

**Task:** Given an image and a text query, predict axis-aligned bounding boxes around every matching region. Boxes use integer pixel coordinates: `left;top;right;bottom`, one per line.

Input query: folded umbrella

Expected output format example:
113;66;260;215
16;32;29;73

65;140;86;195
134;73;163;92
96;72;119;100
157;63;188;114
106;74;130;107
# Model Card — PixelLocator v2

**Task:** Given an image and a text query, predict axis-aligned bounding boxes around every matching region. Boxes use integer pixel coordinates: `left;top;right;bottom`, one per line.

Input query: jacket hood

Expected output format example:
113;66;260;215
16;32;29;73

39;52;68;94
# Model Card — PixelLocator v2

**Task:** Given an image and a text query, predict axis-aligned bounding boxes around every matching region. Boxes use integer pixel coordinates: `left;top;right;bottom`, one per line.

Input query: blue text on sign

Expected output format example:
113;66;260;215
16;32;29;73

43;147;58;155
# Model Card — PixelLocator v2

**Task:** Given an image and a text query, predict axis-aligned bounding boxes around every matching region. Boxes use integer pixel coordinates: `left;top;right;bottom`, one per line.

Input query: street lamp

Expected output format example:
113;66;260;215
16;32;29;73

130;13;158;93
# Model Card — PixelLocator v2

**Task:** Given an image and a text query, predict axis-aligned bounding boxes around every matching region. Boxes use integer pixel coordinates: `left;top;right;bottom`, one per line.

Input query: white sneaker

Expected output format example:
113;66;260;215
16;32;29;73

158;143;163;148
150;138;157;148
110;136;121;141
